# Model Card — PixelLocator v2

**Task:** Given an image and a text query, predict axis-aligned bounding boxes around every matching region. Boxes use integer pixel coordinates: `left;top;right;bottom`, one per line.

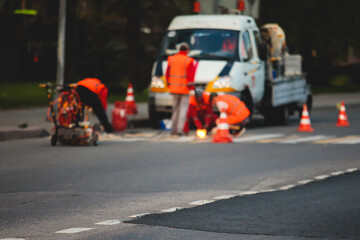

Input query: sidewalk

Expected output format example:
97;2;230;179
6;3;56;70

1;93;359;141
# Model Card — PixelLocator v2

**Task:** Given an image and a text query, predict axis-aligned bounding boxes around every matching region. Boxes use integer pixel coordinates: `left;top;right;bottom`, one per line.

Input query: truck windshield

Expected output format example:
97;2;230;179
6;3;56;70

159;29;239;61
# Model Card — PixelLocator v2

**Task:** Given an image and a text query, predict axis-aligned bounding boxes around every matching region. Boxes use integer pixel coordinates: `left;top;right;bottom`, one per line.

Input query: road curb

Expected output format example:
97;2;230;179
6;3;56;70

0;127;49;141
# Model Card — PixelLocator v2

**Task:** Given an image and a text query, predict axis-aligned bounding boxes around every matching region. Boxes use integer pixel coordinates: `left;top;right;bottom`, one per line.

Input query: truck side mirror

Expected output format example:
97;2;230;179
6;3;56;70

258;43;268;61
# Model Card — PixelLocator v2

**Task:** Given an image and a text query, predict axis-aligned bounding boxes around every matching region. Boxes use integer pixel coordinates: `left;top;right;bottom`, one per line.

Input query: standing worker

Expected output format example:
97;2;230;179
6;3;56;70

76;78;113;133
184;88;217;134
165;43;196;136
210;93;250;137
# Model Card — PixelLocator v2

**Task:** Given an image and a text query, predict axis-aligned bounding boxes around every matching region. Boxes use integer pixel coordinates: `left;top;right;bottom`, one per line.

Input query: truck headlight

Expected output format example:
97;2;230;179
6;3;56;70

150;76;165;89
213;76;231;89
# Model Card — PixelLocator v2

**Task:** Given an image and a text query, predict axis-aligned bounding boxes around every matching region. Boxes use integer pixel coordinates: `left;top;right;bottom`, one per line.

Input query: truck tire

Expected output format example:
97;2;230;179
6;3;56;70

149;109;162;129
264;106;289;125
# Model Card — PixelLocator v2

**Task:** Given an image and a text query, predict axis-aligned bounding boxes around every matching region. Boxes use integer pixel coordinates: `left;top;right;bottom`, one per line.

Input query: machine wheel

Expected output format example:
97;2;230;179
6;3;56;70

51;134;57;146
92;131;98;146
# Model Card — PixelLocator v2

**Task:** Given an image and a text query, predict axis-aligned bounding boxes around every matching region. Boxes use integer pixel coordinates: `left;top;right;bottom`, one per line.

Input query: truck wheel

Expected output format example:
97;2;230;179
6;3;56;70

264;106;289;125
149;109;162;129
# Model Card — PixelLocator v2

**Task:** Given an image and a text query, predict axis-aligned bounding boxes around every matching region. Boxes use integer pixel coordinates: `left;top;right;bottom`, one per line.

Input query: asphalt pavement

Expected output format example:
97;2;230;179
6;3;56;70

1;92;360;141
128;170;360;239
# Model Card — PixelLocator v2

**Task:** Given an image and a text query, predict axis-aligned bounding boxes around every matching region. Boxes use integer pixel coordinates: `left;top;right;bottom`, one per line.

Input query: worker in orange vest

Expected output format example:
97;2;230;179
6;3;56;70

76;78;113;133
165;42;196;136
210;93;250;137
183;88;217;134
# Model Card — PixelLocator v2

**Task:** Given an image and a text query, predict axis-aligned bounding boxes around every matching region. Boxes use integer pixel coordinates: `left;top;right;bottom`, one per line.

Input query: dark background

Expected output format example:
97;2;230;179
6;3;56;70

1;0;360;95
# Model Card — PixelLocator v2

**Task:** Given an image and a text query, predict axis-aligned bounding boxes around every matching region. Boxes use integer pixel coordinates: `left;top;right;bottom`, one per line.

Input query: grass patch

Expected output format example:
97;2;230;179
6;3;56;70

0;82;149;109
312;75;360;94
0;82;49;109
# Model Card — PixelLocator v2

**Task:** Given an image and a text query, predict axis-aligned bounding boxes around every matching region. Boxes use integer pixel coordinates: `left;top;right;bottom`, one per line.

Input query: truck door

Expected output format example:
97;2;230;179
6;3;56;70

240;30;263;103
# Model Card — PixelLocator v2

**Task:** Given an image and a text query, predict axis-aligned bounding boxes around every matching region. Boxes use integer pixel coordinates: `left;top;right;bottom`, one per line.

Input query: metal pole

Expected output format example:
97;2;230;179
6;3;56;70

56;0;66;86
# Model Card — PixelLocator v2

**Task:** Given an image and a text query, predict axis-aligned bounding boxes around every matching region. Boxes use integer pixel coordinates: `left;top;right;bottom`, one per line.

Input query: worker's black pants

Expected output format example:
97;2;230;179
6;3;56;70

76;86;113;133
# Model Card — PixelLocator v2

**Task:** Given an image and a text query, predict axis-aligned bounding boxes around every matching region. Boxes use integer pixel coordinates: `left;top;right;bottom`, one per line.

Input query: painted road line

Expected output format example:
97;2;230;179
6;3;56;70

233;134;284;143
161;207;185;213
313;135;359;144
331;171;345;176
189;200;215;206
277;135;333;144
213;195;235;200
165;136;195;142
238;190;259;196
314;175;329;180
112;138;146;142
95;220;122;225
298;179;313;185
55;228;94;234
346;168;358;173
257;134;300;143
1;238;25;240
129;213;151;218
333;137;360;144
259;189;277;193
279;184;295;190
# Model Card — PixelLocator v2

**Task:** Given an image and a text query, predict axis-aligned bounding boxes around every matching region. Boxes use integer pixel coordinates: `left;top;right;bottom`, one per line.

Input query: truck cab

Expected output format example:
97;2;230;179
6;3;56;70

148;15;311;127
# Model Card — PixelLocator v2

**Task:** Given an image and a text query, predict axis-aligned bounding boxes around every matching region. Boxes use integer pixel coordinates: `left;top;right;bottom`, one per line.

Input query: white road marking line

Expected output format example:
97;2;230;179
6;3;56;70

238;191;258;196
55;228;94;234
1;238;26;240
346;168;358;173
332;137;360;144
161;207;185;213
298;179;313;185
279;184;295;190
213;195;235;200
277;135;333;144
112;138;146;142
314;175;329;180
189;200;215;206
233;134;284;143
331;171;344;176
314;136;359;144
95;220;122;225
129;213;151;218
259;189;277;193
164;137;195;142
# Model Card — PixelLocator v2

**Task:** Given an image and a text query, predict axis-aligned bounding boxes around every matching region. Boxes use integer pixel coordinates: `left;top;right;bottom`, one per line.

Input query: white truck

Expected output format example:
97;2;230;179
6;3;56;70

148;14;312;128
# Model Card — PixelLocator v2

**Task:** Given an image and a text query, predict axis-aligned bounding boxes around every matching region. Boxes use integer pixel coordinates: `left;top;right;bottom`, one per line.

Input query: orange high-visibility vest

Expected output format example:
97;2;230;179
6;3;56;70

189;92;210;111
167;53;194;94
77;78;108;110
215;95;250;124
77;78;106;95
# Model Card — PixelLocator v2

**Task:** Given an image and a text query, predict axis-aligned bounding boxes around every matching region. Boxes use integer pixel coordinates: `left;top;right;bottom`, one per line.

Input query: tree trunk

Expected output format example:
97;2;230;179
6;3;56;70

126;0;141;90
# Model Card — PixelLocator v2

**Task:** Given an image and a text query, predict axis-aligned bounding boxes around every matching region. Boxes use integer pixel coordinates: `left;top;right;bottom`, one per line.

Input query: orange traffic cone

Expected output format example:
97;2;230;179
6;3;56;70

212;108;233;143
125;83;138;115
336;101;350;127
297;104;314;132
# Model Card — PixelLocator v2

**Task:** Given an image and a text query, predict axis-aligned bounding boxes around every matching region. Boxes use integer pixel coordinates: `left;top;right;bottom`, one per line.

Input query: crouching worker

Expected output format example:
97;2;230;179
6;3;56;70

210;93;250;137
183;88;217;134
76;78;113;133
